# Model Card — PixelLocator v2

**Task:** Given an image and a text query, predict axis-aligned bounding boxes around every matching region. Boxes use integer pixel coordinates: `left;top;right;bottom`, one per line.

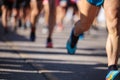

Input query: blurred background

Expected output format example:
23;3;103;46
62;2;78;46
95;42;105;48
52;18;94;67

0;0;112;80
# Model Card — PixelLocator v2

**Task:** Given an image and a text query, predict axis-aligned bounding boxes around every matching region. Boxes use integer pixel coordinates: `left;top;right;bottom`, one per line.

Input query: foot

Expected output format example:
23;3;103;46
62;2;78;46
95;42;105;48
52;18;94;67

66;39;77;55
46;38;53;48
4;27;8;34
30;32;36;41
46;41;53;48
66;28;78;55
106;70;120;80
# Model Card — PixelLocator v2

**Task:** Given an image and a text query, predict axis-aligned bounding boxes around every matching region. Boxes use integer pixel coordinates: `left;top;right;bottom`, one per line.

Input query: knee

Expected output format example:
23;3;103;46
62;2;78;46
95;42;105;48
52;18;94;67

107;15;120;35
31;8;39;16
104;3;120;35
31;4;39;16
12;9;18;17
108;26;118;36
1;6;7;14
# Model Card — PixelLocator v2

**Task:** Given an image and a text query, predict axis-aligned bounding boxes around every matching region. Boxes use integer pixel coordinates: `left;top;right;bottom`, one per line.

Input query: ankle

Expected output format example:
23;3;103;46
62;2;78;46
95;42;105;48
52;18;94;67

108;65;118;72
47;37;52;42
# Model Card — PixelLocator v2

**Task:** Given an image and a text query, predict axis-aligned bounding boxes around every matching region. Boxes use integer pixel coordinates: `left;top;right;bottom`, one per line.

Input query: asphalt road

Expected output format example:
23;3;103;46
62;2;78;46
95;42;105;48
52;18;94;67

0;23;119;80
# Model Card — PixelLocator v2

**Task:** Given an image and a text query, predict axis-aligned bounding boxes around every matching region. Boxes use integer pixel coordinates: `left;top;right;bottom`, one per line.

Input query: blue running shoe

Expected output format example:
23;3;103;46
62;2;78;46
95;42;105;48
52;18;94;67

106;70;120;80
79;33;84;40
66;39;77;55
66;29;77;55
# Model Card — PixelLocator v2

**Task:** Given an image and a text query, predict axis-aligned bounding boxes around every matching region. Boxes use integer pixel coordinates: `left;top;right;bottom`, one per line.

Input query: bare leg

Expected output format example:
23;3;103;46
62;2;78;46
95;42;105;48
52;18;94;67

1;5;8;33
46;0;56;48
43;1;49;26
30;0;39;31
104;0;120;67
30;0;39;41
74;0;100;36
66;0;100;54
12;8;19;31
56;4;66;32
48;0;56;38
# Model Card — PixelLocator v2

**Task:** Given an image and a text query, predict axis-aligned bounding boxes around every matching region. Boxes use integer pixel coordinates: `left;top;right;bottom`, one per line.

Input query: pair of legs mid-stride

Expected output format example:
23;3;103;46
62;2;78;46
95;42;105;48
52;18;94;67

66;0;120;80
30;0;56;48
1;0;13;33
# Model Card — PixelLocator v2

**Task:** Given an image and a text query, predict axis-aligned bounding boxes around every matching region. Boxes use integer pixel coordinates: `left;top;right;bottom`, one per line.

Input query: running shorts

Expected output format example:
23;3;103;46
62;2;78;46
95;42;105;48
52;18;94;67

13;0;25;9
1;0;14;9
87;0;104;6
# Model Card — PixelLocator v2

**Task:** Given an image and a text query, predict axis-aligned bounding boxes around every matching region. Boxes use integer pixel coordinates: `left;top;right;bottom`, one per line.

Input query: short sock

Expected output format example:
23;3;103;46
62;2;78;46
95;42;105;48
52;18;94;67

108;65;118;73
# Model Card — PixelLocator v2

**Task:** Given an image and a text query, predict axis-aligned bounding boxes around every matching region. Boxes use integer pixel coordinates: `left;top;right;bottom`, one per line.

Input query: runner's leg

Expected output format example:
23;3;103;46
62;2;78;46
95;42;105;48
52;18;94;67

103;0;120;69
46;0;56;48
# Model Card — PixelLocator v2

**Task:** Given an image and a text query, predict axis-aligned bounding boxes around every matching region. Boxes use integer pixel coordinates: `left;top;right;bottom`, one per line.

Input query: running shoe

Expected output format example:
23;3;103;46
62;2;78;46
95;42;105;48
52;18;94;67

46;41;53;48
46;38;53;48
79;33;84;40
30;32;36;41
66;39;77;55
4;27;8;34
106;70;120;80
66;29;77;55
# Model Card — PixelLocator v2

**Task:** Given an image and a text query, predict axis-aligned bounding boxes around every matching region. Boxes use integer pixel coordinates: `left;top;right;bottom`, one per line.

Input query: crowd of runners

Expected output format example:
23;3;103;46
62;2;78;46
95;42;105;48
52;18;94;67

0;0;83;47
0;0;120;80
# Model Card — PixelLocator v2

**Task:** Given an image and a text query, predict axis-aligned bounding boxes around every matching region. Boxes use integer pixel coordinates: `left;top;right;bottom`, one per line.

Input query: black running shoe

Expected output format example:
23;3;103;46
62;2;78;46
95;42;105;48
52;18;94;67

30;32;36;41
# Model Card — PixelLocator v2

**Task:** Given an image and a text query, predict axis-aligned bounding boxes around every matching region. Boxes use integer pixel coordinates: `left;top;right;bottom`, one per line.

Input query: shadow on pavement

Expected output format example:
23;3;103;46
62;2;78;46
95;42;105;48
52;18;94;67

0;47;107;57
0;57;108;80
0;58;46;80
0;21;112;80
29;58;108;80
0;25;30;42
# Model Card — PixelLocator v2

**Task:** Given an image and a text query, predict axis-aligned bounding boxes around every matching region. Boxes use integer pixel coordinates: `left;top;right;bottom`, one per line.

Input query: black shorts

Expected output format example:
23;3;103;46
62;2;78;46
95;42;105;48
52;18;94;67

23;0;30;8
1;0;14;9
66;0;78;12
13;0;30;9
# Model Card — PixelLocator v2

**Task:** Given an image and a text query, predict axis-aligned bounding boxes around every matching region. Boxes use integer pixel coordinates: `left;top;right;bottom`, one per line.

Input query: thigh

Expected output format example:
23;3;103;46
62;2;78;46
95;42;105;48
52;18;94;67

30;0;43;12
79;0;100;25
30;0;38;9
103;0;120;33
